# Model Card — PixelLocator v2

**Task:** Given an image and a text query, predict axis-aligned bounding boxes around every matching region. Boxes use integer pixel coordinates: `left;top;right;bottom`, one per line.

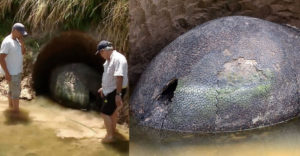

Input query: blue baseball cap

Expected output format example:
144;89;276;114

12;23;28;36
95;40;113;55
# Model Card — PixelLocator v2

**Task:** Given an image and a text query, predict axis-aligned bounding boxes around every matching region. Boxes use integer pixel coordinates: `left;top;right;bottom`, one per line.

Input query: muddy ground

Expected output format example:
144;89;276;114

0;96;129;156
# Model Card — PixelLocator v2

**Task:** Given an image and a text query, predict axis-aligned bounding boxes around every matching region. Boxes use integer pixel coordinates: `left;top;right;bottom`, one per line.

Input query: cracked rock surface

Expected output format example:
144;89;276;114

130;16;300;133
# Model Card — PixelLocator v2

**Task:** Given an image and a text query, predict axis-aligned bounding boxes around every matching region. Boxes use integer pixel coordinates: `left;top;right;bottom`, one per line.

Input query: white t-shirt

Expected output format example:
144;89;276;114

102;50;128;96
0;34;23;75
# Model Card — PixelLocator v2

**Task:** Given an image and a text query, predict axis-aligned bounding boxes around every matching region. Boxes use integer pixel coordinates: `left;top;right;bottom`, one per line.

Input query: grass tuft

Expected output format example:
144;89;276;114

98;0;129;55
0;0;129;54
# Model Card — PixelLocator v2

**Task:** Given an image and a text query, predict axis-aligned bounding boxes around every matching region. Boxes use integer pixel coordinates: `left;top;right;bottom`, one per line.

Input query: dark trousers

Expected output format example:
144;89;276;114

100;88;127;116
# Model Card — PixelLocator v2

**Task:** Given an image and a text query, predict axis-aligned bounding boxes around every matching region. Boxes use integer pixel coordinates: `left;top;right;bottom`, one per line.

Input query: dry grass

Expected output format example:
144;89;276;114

14;0;102;31
0;0;129;54
98;0;129;55
0;0;100;30
0;0;14;18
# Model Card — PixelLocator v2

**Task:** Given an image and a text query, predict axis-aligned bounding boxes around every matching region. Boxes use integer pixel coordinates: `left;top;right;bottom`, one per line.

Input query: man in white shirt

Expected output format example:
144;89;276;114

0;23;27;112
96;40;128;143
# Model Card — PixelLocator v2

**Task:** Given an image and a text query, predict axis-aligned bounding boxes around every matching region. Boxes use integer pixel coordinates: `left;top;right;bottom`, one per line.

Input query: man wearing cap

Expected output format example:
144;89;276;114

96;40;128;143
0;23;27;112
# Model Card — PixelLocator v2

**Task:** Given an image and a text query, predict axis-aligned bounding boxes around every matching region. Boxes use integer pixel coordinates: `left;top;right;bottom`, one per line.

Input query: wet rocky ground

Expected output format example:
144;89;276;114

0;96;129;156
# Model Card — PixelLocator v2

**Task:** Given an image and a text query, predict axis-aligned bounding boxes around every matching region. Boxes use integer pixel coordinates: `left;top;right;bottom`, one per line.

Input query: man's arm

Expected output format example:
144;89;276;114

115;76;123;108
0;54;11;81
114;56;127;109
98;88;104;98
17;36;26;55
116;76;123;95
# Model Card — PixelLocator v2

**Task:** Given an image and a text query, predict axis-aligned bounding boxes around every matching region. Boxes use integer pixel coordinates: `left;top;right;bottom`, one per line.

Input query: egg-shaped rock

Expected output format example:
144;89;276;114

130;16;300;132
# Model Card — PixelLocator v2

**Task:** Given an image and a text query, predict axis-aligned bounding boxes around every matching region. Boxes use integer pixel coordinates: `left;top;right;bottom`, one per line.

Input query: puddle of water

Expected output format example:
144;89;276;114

0;96;129;156
130;117;300;156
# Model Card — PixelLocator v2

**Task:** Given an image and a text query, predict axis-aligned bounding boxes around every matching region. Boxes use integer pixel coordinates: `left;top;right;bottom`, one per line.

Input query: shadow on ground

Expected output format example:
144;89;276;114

3;108;31;125
103;131;129;154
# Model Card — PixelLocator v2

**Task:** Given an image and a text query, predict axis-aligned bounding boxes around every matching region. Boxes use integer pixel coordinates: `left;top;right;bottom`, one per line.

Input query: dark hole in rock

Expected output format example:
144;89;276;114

32;31;104;109
33;31;103;94
160;78;178;102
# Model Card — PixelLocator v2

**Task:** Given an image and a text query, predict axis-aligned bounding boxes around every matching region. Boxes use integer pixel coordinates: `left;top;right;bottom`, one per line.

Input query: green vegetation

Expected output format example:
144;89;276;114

0;18;13;41
253;83;271;97
216;82;272;109
204;88;218;104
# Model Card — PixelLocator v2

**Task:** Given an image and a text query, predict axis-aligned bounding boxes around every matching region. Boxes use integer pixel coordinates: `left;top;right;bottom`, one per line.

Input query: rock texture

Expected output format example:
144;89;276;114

50;63;101;109
130;16;300;132
129;0;300;87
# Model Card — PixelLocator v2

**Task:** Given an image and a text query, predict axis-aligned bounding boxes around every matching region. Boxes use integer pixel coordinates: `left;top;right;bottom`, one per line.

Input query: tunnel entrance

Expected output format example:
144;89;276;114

32;31;104;95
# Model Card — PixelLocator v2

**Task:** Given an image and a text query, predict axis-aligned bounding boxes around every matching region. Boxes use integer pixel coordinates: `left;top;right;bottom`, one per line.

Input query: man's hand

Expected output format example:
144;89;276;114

17;35;24;45
5;73;11;82
17;36;26;55
115;95;123;111
98;88;104;98
115;76;123;111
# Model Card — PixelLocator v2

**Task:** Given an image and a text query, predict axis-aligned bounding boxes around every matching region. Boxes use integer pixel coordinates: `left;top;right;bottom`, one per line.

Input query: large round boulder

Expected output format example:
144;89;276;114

50;63;101;109
130;16;300;133
129;0;300;88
